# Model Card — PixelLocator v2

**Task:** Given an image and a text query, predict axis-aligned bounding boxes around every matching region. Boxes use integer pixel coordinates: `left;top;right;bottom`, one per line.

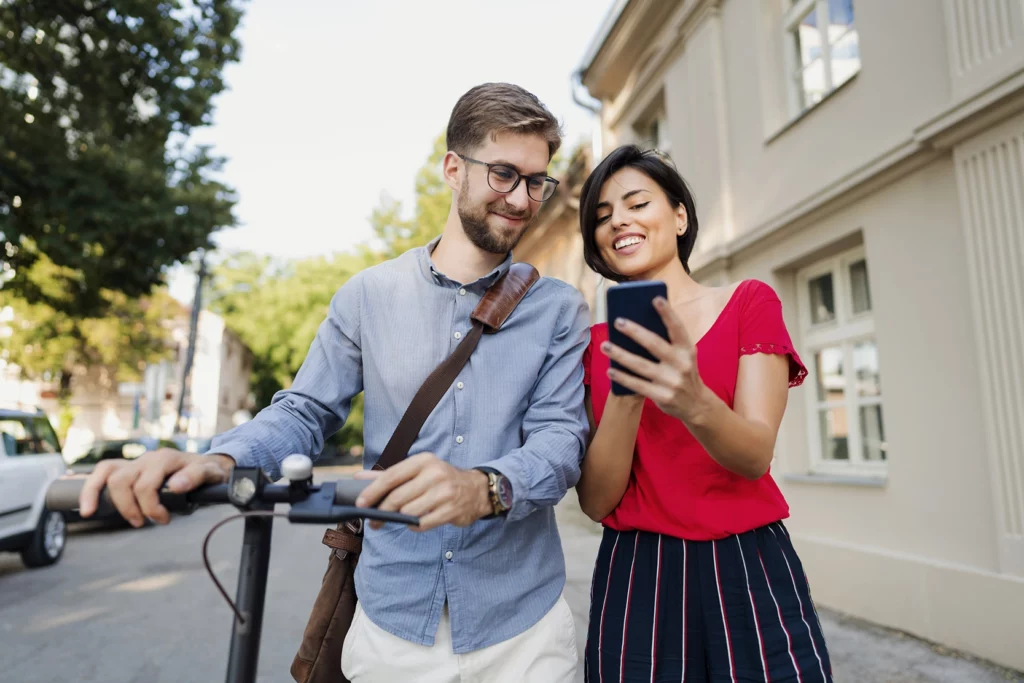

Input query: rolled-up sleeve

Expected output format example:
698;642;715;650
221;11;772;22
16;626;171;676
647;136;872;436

477;289;590;522
206;274;365;481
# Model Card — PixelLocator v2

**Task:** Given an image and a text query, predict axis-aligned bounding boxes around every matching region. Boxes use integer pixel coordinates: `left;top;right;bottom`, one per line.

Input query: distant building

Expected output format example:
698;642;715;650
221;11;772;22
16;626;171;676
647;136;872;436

520;0;1024;672
0;308;252;462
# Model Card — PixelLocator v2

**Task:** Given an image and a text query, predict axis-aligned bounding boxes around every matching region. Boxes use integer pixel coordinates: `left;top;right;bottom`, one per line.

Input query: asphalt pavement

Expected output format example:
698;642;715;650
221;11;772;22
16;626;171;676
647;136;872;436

1;474;1021;683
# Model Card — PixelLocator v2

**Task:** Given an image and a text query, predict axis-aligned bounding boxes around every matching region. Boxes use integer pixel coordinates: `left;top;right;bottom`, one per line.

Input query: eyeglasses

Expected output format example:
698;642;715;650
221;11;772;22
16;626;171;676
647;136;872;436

457;154;560;202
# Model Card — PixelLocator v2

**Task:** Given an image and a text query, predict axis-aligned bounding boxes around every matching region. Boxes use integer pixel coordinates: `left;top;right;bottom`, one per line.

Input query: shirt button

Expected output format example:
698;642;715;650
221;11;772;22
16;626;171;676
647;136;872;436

458;288;466;296
456;382;464;390
455;435;464;444
454;331;462;340
445;551;454;561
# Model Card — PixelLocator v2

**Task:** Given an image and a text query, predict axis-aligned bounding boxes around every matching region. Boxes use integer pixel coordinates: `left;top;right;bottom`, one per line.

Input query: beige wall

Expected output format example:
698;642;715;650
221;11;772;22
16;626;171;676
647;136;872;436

574;0;1024;670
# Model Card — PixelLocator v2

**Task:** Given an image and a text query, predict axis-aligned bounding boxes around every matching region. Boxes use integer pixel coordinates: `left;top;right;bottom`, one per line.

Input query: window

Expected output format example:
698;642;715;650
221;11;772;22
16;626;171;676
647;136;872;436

634;110;670;155
797;246;885;474
0;416;59;455
783;0;860;117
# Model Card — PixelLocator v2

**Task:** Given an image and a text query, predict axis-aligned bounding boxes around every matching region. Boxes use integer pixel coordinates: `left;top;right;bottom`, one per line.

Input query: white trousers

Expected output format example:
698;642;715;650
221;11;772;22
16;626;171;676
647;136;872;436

341;595;579;683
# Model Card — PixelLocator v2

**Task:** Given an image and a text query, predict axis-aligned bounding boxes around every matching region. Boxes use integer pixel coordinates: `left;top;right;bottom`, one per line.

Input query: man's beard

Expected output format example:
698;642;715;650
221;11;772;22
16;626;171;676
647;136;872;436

457;178;534;254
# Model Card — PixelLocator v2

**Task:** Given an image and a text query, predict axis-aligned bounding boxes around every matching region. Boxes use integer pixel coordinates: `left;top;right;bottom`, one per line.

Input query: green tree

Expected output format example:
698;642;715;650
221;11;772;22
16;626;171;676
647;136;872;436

208;131;466;454
0;0;245;315
365;132;450;261
1;253;181;438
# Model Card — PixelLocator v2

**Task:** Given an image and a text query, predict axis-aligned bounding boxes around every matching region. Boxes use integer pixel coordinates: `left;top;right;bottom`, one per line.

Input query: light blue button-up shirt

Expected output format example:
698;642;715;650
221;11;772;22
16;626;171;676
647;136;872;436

208;236;590;653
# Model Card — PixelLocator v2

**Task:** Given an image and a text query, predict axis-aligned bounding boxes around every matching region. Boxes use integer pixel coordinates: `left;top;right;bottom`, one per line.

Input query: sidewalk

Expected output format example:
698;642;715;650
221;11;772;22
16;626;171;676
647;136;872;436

554;490;1024;683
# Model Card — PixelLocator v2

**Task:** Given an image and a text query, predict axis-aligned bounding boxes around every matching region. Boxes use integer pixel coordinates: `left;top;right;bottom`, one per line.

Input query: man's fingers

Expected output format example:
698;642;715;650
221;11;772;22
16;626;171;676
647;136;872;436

356;454;433;508
78;461;114;518
414;503;458;532
376;476;435;514
396;487;446;519
106;465;145;528
134;462;173;525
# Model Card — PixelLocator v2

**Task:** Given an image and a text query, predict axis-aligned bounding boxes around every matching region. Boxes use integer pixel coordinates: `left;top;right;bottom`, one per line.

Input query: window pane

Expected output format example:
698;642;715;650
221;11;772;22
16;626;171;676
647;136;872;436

808;272;836;324
827;0;854;26
849;259;872;314
830;28;860;88
819;407;850;460
860;404;886;461
792;9;821;68
796;59;828;109
815;346;845;402
32;417;60;453
853;340;881;397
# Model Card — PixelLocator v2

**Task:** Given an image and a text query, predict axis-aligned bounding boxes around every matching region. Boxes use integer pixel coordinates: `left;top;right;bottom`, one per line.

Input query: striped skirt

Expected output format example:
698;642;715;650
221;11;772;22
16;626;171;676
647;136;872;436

584;522;832;683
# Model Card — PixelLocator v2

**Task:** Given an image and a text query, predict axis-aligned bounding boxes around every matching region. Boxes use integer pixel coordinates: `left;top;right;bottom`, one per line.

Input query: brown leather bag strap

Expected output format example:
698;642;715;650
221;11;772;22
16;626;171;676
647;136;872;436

374;262;539;471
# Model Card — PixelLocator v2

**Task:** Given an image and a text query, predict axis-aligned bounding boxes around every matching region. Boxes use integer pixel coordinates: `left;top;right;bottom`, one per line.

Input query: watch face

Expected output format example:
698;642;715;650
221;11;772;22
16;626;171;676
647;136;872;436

496;475;513;509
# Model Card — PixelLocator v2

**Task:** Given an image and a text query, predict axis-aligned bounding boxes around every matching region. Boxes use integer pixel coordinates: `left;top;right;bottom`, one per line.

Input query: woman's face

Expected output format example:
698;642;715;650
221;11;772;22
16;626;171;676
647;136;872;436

593;167;686;280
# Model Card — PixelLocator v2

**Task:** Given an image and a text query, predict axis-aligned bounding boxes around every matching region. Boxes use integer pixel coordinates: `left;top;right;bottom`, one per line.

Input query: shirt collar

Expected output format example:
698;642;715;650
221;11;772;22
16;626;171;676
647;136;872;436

417;234;513;289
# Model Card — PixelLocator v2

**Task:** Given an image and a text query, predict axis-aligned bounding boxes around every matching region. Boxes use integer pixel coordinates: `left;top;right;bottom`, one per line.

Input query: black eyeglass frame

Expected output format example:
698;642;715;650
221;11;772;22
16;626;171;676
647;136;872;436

456;153;560;202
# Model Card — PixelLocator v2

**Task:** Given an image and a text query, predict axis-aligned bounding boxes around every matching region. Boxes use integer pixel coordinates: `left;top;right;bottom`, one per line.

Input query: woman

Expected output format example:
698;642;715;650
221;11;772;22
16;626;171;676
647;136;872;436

577;145;832;683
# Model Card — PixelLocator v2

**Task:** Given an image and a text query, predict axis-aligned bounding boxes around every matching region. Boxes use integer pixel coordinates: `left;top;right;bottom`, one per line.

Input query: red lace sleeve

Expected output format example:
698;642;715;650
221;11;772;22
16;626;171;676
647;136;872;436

738;281;808;387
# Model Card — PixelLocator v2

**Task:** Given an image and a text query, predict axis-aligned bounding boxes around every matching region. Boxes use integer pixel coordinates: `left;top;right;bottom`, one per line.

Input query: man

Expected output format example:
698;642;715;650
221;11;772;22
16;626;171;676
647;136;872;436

79;82;589;682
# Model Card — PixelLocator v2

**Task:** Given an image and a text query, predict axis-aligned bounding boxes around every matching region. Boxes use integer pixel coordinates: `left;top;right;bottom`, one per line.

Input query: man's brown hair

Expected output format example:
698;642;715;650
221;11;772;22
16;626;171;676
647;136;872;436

446;83;562;159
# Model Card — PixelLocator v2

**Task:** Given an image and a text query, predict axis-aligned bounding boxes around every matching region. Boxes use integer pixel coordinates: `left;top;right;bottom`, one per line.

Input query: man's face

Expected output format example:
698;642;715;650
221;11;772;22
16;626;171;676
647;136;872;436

457;132;550;254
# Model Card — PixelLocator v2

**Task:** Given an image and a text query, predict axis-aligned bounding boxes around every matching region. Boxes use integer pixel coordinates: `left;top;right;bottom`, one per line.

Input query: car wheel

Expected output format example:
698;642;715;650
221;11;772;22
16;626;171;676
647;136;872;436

21;508;67;568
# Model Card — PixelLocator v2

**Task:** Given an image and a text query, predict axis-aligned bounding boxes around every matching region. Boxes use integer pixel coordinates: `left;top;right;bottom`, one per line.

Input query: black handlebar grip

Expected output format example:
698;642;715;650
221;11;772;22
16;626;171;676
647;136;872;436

45;477;88;511
45;477;118;517
332;478;373;506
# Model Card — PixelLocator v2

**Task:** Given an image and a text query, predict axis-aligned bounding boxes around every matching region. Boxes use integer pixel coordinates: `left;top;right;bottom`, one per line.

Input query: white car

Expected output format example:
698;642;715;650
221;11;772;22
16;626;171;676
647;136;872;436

0;407;68;568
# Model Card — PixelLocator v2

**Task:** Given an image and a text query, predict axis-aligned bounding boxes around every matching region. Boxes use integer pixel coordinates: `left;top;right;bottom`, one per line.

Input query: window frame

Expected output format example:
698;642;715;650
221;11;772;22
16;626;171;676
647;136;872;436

782;0;860;118
796;245;886;476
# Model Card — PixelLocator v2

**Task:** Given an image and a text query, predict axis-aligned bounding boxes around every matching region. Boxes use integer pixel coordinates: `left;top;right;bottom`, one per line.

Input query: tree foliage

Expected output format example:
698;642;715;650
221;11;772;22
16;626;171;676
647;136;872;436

1;252;181;397
0;0;245;315
208;132;455;453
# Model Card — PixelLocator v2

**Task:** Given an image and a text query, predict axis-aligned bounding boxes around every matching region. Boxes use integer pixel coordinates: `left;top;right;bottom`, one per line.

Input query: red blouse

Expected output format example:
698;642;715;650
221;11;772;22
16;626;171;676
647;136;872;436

583;279;808;541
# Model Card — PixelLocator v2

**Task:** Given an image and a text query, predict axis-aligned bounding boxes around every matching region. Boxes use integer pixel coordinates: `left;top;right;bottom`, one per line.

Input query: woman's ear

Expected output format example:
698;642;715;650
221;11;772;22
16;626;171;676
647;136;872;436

676;205;688;236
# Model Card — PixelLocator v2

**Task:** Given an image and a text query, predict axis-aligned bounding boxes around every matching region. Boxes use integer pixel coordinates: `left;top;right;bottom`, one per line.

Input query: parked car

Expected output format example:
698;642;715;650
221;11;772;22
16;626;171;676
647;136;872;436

0;407;68;568
67;437;180;474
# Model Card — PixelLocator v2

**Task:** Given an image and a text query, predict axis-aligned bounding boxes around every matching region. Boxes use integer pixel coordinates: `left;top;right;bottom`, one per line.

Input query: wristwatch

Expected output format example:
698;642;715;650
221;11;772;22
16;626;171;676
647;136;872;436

475;467;513;518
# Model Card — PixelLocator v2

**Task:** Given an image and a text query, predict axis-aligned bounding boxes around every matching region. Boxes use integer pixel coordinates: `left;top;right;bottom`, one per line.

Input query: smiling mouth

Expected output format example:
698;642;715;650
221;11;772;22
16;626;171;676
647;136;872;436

614;235;646;250
492;212;527;223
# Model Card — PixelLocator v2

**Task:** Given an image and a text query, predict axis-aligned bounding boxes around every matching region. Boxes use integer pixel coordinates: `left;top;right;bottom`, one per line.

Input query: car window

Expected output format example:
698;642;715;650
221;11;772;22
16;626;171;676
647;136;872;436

32;417;61;453
0;419;29;455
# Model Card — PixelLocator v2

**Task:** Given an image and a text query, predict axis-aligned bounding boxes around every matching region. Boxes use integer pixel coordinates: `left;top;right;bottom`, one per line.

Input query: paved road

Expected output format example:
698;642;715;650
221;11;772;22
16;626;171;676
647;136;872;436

1;474;1021;683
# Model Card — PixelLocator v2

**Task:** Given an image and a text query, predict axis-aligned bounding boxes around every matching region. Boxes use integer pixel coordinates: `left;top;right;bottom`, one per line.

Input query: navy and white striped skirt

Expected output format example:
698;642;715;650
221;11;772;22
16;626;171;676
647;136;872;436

585;522;832;683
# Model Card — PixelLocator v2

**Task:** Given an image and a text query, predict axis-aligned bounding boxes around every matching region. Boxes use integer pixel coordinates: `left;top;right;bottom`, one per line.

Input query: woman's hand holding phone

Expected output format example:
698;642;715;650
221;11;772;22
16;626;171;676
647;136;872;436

603;296;712;425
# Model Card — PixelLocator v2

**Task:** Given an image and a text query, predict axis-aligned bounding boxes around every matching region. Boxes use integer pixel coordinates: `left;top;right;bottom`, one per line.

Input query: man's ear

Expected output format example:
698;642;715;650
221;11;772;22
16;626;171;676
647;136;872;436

443;151;462;192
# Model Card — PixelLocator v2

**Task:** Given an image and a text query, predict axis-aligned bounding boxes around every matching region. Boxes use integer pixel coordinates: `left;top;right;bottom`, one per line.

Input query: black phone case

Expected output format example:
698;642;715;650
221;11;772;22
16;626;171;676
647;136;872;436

606;280;669;396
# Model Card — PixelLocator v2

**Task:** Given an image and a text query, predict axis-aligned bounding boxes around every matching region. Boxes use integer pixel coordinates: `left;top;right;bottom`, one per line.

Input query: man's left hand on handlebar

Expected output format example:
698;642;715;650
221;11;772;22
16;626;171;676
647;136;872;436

78;449;236;528
353;452;491;531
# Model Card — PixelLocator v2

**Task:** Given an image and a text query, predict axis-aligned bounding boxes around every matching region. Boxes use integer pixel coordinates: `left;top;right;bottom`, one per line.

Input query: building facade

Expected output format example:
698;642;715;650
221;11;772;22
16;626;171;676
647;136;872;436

522;0;1024;671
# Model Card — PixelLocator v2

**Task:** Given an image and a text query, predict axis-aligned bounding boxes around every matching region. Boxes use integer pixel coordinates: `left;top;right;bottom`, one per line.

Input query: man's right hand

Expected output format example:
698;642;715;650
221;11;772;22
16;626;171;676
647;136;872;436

78;449;235;527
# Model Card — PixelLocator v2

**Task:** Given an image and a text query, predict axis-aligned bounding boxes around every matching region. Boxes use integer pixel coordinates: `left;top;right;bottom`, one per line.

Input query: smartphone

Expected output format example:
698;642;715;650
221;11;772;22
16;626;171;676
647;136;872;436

606;280;670;396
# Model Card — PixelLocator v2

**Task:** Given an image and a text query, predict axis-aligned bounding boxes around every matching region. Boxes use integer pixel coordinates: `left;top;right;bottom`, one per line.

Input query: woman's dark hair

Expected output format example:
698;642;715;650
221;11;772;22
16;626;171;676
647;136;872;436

579;144;699;281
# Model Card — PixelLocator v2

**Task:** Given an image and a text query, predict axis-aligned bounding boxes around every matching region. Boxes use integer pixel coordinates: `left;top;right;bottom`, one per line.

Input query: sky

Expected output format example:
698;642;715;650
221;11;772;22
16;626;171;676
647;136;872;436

169;0;616;302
